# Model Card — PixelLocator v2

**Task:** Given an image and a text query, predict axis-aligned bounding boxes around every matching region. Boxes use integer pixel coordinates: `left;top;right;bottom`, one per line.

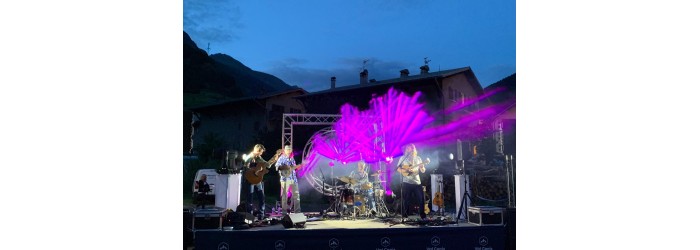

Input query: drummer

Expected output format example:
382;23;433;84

348;160;377;213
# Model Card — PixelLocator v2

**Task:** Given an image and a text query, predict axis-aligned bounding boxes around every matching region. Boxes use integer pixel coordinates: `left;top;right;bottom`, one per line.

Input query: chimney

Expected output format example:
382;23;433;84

420;65;430;75
400;69;409;78
360;69;368;85
331;76;336;89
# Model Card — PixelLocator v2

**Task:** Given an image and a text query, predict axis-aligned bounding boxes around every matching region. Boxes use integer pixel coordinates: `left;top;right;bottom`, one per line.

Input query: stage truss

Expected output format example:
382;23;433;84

281;113;388;196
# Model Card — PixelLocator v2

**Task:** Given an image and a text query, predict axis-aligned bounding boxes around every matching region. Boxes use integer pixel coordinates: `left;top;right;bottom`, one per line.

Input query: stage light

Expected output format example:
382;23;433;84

385;156;393;163
328;161;335;167
449;153;454;160
242;154;250;161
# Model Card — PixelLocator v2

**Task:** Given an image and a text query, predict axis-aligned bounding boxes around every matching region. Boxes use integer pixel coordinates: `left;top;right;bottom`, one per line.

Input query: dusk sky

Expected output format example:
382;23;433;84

184;0;515;92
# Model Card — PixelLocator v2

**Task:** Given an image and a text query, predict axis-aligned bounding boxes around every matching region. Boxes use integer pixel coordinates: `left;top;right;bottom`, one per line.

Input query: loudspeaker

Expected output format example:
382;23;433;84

226;212;255;226
281;213;307;228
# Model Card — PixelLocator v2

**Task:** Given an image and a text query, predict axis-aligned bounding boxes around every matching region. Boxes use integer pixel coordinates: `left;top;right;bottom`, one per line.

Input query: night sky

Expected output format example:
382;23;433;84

184;0;515;91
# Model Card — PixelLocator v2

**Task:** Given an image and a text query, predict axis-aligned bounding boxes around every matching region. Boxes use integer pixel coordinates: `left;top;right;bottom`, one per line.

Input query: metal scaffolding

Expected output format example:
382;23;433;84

281;113;342;148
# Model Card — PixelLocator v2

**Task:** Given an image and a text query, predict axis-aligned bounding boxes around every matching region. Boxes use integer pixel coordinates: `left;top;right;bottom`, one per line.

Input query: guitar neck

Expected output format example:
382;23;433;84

278;163;302;171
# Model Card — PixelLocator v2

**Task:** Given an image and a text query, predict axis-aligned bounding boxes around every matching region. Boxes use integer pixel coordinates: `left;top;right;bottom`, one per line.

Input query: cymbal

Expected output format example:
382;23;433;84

337;176;358;184
370;173;382;177
372;180;386;183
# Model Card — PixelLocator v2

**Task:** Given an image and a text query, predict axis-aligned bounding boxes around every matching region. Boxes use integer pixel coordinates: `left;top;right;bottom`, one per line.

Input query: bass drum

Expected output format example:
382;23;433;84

354;194;366;214
341;188;355;205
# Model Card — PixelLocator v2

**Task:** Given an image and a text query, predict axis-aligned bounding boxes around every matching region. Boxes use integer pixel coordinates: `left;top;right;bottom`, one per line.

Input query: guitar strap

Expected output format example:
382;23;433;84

398;156;407;168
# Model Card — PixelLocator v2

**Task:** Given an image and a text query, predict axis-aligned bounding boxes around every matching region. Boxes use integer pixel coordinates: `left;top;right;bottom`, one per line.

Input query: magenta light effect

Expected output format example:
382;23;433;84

443;87;506;115
297;149;321;177
310;89;432;163
303;87;506;194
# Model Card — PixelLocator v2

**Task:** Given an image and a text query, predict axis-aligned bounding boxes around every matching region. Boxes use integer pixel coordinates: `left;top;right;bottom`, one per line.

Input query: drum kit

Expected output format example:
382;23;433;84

332;171;389;219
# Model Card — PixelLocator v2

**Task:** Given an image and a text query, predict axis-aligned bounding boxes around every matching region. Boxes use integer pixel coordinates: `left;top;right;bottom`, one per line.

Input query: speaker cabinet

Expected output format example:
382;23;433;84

281;213;307;228
228;212;255;225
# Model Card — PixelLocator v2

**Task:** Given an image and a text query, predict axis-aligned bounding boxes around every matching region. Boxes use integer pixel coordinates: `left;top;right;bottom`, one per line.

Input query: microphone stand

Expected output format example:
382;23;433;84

319;168;326;216
437;179;444;216
400;172;405;223
397;157;407;224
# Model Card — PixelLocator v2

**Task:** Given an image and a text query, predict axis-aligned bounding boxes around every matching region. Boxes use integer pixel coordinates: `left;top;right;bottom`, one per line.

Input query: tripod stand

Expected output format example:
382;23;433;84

455;162;475;223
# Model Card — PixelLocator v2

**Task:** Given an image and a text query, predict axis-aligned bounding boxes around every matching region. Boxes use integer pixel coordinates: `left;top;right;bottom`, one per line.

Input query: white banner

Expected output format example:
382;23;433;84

214;174;242;210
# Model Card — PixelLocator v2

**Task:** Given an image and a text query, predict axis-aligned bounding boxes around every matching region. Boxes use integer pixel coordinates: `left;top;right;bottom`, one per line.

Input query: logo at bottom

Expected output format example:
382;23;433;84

329;238;340;249
381;237;391;247
431;236;441;246
217;242;229;250
275;240;286;250
479;236;489;246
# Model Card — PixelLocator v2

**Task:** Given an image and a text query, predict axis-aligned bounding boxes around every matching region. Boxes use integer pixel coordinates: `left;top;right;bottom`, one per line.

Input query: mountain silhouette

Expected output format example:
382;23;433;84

209;53;292;96
183;31;293;108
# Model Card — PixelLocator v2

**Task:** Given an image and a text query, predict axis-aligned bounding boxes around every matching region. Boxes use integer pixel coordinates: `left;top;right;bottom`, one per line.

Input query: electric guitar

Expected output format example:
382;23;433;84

244;150;282;184
397;158;431;177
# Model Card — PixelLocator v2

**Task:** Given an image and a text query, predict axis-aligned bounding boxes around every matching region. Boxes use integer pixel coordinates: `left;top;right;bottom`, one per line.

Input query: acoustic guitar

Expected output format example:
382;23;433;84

277;156;306;179
244;150;282;184
432;192;444;207
397;158;431;177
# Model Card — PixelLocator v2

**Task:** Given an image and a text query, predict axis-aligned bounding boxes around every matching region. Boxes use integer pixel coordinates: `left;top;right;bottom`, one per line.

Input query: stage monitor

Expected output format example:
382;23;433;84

281;213;307;228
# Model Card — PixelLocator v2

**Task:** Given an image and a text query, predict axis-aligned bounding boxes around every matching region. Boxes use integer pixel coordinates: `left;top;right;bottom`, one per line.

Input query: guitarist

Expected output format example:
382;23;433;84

275;145;301;214
242;144;277;220
396;144;427;220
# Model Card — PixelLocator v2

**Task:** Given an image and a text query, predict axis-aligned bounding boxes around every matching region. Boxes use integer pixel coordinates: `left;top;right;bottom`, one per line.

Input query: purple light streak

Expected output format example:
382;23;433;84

303;87;506;194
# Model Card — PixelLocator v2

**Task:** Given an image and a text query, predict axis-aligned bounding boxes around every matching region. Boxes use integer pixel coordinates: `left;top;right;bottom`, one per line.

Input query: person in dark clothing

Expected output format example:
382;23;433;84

195;174;211;209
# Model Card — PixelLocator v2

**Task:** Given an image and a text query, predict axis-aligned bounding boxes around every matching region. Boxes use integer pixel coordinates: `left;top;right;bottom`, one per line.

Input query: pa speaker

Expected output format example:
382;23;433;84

281;213;307;228
226;212;254;226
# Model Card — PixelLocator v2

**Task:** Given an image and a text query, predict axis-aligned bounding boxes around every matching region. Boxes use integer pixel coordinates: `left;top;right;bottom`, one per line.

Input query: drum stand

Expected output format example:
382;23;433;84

373;181;390;218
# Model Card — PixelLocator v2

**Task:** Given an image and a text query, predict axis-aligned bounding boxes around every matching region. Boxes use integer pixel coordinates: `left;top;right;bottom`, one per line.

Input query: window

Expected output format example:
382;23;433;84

449;88;462;103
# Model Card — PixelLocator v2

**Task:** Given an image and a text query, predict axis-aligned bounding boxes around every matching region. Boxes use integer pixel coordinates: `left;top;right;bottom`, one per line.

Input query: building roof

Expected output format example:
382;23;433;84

298;67;477;98
189;87;307;111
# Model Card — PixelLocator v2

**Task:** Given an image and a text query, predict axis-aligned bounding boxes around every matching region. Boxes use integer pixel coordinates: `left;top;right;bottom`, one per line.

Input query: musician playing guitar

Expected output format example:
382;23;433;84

275;145;303;214
396;143;430;220
242;144;281;220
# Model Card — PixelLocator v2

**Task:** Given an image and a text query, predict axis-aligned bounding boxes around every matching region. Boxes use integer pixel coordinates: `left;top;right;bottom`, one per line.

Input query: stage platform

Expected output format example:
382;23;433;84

193;213;506;250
